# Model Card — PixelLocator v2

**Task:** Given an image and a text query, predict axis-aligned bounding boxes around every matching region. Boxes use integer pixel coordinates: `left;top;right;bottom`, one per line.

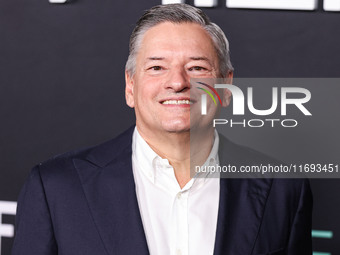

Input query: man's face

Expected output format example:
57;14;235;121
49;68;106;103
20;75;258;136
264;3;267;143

125;22;223;136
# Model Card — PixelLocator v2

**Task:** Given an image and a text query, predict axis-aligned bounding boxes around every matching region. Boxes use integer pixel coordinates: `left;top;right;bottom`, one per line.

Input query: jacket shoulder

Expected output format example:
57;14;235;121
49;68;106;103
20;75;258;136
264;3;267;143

37;126;135;177
218;133;280;166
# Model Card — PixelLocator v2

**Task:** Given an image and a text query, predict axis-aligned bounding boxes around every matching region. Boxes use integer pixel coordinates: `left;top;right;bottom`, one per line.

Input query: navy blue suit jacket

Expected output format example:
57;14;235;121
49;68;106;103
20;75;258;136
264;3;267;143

12;127;312;255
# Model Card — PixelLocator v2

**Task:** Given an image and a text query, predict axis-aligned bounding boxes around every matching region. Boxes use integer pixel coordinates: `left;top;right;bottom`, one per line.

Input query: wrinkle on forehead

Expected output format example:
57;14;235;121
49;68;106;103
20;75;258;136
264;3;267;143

136;22;219;69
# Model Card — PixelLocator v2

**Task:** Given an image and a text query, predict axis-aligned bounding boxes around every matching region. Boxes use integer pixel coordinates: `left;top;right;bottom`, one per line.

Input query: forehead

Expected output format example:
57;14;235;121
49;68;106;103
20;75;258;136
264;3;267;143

137;22;217;60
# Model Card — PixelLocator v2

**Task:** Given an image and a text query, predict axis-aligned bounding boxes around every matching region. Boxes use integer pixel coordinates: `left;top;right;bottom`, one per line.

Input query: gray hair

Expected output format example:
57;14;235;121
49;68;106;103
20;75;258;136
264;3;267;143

125;4;234;77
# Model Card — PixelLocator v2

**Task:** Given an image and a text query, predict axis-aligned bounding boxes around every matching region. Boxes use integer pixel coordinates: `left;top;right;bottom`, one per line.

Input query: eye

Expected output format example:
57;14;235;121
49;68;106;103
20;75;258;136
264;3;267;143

148;66;163;71
189;66;207;71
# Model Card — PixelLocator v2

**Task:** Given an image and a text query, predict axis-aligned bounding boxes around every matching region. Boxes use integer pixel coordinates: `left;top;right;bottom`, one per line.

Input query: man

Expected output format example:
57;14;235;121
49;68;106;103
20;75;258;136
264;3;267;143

12;4;312;255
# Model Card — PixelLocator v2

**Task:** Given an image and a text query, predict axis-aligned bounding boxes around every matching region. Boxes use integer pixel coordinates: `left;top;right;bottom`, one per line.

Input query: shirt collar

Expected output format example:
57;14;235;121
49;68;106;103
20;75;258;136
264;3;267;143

132;127;161;184
132;127;220;185
194;129;220;181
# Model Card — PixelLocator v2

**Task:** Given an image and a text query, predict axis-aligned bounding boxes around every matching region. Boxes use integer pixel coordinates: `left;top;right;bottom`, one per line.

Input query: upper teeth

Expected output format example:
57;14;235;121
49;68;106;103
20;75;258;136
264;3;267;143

162;100;192;105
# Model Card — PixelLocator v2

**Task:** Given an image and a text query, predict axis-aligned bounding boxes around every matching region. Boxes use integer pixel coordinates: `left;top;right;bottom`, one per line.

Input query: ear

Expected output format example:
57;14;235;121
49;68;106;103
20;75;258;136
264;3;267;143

222;71;233;107
125;70;135;108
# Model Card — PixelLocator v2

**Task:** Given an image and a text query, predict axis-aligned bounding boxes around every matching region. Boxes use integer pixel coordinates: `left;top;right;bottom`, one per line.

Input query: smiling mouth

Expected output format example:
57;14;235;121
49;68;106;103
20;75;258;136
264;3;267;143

161;99;193;105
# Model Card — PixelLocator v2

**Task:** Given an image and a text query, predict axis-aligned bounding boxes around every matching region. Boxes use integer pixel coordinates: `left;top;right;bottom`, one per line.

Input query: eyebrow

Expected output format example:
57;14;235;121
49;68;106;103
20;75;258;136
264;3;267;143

146;57;165;61
144;56;213;65
146;56;211;62
190;56;214;67
189;56;210;62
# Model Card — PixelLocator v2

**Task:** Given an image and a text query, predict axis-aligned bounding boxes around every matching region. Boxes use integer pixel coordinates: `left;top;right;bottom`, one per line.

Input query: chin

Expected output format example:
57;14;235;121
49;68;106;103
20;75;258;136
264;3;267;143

161;120;190;133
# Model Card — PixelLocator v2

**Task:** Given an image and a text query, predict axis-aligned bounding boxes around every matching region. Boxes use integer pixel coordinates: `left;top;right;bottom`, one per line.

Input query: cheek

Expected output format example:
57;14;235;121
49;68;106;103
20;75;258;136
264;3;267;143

137;78;163;101
136;87;155;103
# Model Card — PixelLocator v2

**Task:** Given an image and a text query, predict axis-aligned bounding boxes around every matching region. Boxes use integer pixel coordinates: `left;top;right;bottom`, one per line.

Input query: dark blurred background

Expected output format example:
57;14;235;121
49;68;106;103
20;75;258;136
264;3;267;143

1;0;339;254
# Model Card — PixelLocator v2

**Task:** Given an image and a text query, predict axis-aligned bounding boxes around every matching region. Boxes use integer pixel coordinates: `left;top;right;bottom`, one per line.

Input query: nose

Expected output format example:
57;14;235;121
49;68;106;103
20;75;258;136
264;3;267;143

166;68;190;93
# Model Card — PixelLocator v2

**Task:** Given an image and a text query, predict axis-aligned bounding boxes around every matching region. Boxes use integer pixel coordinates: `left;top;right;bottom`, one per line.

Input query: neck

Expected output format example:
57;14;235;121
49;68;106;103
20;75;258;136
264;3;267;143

137;125;215;188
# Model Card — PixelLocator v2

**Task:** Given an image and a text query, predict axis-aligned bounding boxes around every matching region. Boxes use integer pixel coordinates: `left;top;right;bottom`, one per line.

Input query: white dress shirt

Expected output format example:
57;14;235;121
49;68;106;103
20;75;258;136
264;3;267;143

131;127;220;255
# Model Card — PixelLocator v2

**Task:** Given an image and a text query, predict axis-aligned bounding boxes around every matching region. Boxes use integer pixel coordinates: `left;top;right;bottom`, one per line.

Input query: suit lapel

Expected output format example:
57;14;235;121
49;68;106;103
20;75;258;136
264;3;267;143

73;127;149;255
72;128;272;255
214;136;273;255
